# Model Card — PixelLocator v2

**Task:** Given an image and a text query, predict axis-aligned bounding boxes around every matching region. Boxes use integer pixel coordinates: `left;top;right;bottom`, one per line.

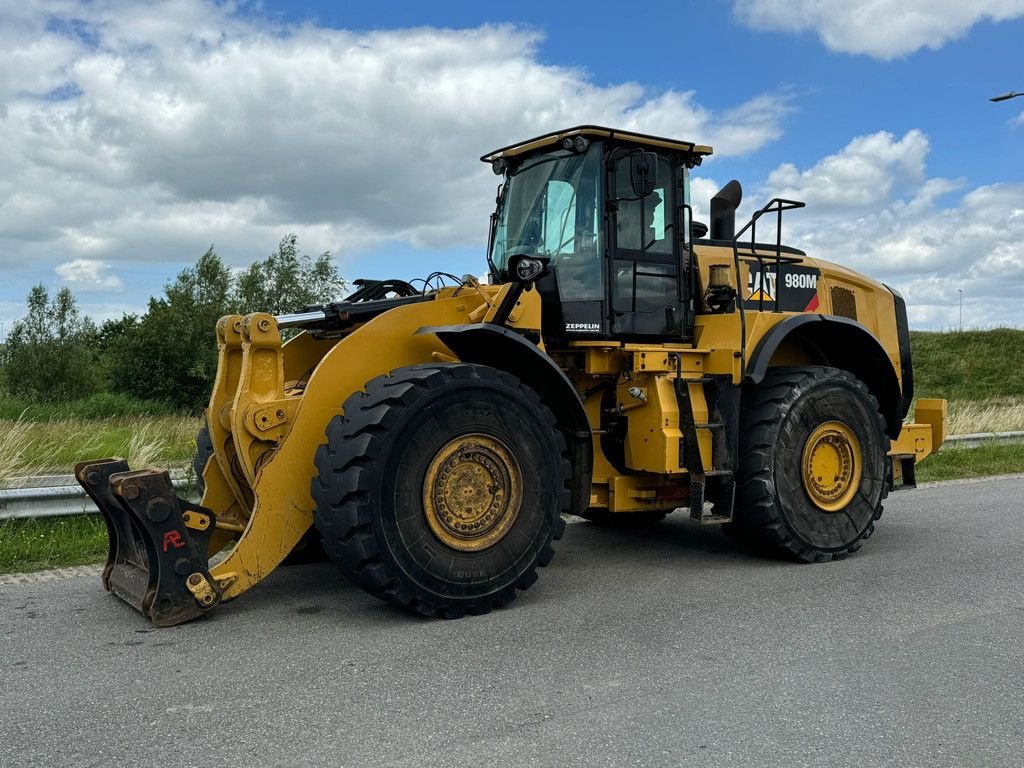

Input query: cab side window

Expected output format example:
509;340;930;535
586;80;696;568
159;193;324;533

611;153;681;334
614;171;670;254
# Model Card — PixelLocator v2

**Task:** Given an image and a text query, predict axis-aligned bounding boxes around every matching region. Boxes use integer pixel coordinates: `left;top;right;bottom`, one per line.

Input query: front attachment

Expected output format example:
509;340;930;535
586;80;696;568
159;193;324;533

75;459;222;627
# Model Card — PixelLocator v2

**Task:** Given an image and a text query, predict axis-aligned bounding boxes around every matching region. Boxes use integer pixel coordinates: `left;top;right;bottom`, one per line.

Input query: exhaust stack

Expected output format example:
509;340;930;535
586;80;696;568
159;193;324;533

710;180;743;240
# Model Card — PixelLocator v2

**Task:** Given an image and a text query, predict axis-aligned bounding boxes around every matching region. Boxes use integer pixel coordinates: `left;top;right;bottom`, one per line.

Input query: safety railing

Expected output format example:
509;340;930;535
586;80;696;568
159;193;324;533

731;198;806;378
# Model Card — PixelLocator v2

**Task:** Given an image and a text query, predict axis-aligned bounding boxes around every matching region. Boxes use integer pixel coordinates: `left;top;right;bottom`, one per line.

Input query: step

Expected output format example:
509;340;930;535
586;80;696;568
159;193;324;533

694;514;732;526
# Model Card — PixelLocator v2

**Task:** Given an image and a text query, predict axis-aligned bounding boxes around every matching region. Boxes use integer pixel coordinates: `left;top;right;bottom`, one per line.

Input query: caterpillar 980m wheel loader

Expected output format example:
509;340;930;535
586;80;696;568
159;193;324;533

77;126;947;626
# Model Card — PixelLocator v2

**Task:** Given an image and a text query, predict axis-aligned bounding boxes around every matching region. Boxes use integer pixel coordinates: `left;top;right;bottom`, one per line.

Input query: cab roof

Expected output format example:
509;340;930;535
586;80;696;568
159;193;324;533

481;125;714;165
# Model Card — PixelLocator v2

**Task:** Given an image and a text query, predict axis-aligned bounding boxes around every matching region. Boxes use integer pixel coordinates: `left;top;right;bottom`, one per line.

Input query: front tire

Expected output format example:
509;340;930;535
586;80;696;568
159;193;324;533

728;366;889;562
311;364;571;618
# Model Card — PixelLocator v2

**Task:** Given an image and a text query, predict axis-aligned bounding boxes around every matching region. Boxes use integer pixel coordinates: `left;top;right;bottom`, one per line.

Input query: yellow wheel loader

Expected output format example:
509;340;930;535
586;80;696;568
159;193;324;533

76;126;947;626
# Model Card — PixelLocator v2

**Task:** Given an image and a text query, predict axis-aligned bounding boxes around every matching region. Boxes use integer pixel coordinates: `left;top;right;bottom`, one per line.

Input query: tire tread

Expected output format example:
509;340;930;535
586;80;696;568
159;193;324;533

726;366;890;562
311;364;571;617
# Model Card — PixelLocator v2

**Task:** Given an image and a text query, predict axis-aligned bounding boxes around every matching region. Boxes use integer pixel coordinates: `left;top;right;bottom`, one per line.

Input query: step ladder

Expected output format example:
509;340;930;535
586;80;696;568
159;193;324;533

672;372;739;525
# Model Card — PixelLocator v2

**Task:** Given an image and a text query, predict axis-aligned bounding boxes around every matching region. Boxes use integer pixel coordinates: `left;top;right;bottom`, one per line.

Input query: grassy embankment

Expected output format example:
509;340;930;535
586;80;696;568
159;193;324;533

0;393;200;573
910;329;1024;482
1;330;1022;573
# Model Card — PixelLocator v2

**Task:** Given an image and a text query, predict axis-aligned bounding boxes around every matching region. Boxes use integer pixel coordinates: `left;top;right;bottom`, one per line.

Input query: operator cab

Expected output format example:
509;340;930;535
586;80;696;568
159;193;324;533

483;126;712;342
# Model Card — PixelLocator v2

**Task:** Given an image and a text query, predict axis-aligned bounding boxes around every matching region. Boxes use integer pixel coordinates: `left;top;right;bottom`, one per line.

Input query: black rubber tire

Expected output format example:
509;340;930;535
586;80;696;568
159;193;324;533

726;366;889;562
577;508;667;527
311;364;571;618
193;422;215;496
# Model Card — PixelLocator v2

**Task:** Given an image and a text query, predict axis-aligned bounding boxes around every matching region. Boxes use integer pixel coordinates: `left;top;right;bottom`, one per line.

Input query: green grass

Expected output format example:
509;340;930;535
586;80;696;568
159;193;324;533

0;392;177;421
916;442;1024;484
0;516;109;574
909;328;1024;434
911;328;1024;401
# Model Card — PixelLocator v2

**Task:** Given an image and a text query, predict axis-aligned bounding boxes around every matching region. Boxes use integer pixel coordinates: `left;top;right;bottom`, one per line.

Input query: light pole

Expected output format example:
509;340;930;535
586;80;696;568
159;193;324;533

990;91;1023;102
958;289;963;332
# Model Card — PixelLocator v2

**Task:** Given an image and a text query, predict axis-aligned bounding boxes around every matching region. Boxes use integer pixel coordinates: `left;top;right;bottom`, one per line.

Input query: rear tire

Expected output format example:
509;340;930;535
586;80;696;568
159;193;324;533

727;366;889;562
311;364;571;618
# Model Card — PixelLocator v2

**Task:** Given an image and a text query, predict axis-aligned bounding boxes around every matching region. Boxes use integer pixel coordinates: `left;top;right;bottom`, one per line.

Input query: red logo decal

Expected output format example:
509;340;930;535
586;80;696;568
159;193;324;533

163;530;186;551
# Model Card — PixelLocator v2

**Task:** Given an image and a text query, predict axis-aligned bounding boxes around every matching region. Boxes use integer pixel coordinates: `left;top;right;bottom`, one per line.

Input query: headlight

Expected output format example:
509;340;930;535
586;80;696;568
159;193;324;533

514;257;546;283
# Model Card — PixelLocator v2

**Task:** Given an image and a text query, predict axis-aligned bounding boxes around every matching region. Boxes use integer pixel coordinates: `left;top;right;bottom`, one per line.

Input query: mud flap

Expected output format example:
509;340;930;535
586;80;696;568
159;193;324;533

75;458;223;627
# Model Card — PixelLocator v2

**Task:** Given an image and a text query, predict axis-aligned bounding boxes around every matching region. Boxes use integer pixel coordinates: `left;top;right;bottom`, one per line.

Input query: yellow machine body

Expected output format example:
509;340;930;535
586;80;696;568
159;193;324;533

76;125;947;625
195;254;945;601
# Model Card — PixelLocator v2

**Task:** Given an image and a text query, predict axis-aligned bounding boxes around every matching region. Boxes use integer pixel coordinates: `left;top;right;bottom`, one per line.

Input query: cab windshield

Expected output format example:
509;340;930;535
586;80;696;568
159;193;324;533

491;144;604;301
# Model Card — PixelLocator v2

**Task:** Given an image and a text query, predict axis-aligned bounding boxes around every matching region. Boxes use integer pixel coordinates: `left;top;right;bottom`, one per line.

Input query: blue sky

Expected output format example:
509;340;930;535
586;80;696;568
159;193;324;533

1;0;1022;335
258;0;1023;185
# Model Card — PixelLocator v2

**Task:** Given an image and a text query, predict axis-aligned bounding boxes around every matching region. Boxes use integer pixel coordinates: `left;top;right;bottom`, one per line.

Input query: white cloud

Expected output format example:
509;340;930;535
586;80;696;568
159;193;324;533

689;177;725;225
0;4;85;105
55;259;124;291
0;0;790;298
5;2;1016;332
617;90;791;157
733;0;1024;58
765;130;929;208
732;130;1024;329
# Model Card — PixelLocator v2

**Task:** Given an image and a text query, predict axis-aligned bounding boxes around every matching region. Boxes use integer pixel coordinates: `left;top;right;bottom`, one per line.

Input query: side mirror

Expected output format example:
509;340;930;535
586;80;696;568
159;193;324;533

629;150;658;198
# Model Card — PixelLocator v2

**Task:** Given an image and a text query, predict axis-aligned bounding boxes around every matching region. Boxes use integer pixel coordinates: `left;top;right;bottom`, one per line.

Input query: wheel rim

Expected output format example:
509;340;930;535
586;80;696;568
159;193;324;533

800;421;862;512
422;433;523;552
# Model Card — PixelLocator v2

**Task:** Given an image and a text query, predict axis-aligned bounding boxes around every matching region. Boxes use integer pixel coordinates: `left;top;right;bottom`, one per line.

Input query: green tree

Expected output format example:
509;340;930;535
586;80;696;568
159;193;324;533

106;237;345;411
234;234;346;314
112;247;234;411
2;285;98;401
92;314;139;390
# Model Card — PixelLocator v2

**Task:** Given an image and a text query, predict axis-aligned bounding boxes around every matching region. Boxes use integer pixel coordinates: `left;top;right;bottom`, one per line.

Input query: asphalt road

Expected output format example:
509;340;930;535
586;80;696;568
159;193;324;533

3;476;1023;768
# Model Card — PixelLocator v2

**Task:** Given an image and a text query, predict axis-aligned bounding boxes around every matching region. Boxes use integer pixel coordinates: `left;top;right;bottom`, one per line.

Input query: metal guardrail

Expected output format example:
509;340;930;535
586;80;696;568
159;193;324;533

943;431;1024;449
1;472;192;521
0;484;105;519
2;433;1022;521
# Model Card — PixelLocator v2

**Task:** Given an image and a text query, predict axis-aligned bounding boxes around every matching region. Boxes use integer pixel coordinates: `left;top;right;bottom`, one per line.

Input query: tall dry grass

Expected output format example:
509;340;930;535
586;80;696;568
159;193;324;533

943;400;1024;435
0;420;37;482
0;415;199;484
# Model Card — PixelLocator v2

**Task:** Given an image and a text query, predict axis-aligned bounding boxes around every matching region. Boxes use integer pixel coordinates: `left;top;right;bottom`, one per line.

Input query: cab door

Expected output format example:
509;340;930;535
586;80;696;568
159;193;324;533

608;151;686;338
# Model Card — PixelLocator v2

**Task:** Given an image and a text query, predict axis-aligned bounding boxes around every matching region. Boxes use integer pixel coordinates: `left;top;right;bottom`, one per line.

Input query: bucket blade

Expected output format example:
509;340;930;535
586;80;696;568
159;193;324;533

75;460;223;627
75;458;146;597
